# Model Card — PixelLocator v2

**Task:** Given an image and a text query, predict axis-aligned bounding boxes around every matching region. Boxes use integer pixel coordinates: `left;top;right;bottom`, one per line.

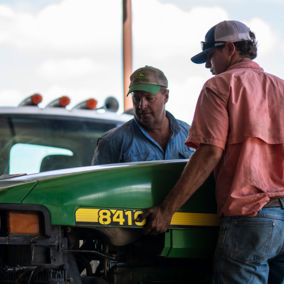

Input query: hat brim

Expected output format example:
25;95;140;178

127;84;161;96
191;46;217;64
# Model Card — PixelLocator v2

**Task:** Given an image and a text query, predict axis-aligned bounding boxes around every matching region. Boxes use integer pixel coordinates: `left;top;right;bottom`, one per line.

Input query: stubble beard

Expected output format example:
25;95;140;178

136;112;154;127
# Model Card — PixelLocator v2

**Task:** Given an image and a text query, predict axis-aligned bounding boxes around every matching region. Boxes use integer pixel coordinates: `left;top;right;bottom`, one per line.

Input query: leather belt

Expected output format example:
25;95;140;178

263;198;284;208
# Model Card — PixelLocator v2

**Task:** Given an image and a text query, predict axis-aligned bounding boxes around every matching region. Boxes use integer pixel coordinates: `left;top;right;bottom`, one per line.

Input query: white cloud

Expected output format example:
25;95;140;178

0;0;123;111
244;18;279;57
167;76;207;123
132;3;230;87
0;5;14;17
36;58;97;80
0;89;24;106
0;0;282;123
132;3;229;62
0;0;121;55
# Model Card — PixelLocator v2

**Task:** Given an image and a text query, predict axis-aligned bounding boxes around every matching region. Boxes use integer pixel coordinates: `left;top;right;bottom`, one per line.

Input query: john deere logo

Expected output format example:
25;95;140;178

137;72;145;78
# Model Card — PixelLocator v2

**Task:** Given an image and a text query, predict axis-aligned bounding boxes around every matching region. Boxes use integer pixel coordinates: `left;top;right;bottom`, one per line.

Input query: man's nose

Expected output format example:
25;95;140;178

139;98;147;109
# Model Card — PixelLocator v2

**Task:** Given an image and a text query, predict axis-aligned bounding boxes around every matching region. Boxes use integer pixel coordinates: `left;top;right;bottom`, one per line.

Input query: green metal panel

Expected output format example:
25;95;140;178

21;162;216;226
161;231;171;256
0;180;38;203
167;228;218;258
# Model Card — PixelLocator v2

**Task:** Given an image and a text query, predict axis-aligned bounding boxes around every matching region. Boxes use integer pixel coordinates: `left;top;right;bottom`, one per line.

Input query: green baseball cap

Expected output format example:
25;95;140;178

127;66;168;96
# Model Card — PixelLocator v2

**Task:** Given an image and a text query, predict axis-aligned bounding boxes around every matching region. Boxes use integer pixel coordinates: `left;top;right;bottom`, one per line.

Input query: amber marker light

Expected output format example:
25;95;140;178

87;98;98;109
7;212;40;235
31;93;42;105
59;96;71;107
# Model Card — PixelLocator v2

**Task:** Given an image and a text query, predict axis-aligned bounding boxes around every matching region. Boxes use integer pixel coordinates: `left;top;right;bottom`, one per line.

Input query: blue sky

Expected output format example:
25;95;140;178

0;0;283;124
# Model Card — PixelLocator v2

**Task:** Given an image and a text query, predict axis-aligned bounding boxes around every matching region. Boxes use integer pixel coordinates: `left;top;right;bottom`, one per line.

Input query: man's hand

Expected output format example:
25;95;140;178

136;204;173;235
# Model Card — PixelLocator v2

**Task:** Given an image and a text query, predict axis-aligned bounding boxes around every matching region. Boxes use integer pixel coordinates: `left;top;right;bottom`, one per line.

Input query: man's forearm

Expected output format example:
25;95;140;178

162;144;223;215
137;143;223;235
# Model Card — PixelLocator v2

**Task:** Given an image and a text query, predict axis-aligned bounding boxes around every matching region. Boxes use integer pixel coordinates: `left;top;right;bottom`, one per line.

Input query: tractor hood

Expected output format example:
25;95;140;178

0;160;217;227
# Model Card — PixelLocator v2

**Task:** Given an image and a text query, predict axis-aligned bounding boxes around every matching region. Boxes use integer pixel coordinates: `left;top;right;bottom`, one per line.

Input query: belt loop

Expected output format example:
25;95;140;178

280;198;284;209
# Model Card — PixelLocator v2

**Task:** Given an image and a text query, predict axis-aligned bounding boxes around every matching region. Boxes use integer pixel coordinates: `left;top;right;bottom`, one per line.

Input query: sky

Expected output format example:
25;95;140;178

0;0;283;124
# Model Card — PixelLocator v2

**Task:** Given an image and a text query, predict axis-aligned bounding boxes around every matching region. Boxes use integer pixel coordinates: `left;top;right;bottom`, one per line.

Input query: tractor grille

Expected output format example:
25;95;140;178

7;245;32;266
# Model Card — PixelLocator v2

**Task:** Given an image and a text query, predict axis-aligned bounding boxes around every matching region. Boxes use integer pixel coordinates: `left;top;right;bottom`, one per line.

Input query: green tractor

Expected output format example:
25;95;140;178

0;96;219;284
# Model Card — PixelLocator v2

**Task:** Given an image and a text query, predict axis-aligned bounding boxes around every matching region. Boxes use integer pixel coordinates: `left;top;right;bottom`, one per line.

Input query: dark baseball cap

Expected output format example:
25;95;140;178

191;20;252;64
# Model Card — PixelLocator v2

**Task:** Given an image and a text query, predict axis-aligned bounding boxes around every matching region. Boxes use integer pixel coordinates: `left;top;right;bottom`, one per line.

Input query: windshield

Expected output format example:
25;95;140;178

0;114;119;175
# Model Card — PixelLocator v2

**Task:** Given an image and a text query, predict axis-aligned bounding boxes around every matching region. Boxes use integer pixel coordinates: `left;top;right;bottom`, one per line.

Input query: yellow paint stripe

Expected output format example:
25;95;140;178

171;212;220;227
76;208;100;222
75;208;220;227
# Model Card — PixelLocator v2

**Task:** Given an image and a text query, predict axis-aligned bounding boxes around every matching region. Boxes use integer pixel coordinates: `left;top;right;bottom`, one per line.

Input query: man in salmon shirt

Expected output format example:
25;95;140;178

137;20;284;283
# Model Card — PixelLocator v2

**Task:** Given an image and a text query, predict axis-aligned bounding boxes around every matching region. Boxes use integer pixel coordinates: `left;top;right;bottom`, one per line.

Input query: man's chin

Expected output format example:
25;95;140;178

135;114;154;126
138;117;153;127
141;118;153;125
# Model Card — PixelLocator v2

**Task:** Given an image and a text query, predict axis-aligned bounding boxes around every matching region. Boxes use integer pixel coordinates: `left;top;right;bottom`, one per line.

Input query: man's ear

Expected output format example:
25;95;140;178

164;90;169;104
225;42;236;57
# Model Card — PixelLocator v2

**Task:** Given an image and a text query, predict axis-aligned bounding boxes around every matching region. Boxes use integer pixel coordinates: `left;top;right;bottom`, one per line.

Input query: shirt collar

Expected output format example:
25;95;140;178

133;111;180;140
226;60;264;72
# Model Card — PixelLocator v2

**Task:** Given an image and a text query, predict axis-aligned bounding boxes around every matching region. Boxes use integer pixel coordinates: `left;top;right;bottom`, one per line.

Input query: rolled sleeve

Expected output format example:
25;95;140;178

185;86;229;150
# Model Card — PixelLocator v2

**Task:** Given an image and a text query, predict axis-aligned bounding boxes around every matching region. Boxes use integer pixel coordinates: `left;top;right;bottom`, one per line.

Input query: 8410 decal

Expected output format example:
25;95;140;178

75;208;146;227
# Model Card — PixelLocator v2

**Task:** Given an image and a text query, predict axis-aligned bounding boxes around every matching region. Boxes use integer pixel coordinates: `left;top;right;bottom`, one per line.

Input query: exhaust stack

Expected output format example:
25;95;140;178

123;0;133;112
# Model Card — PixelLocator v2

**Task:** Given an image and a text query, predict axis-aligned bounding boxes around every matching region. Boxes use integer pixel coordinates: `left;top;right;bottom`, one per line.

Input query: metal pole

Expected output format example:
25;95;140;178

123;0;133;112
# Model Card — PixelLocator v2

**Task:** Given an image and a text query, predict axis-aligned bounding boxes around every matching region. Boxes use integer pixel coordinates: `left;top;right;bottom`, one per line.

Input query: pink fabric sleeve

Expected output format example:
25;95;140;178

185;86;229;150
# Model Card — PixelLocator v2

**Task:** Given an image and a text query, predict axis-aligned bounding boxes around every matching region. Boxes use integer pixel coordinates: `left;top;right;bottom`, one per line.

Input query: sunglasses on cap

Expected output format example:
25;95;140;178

201;41;227;51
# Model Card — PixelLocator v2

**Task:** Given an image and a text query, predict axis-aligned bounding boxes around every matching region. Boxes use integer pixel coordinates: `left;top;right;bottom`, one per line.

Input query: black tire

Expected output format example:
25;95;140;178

75;253;93;276
69;252;83;284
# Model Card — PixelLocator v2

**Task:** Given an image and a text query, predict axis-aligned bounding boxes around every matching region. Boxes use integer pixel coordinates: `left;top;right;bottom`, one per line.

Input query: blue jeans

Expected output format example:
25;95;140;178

214;206;284;284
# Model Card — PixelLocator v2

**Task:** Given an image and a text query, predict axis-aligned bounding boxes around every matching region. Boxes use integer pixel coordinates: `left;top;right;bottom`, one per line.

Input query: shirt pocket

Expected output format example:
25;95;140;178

178;151;192;159
123;152;158;163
